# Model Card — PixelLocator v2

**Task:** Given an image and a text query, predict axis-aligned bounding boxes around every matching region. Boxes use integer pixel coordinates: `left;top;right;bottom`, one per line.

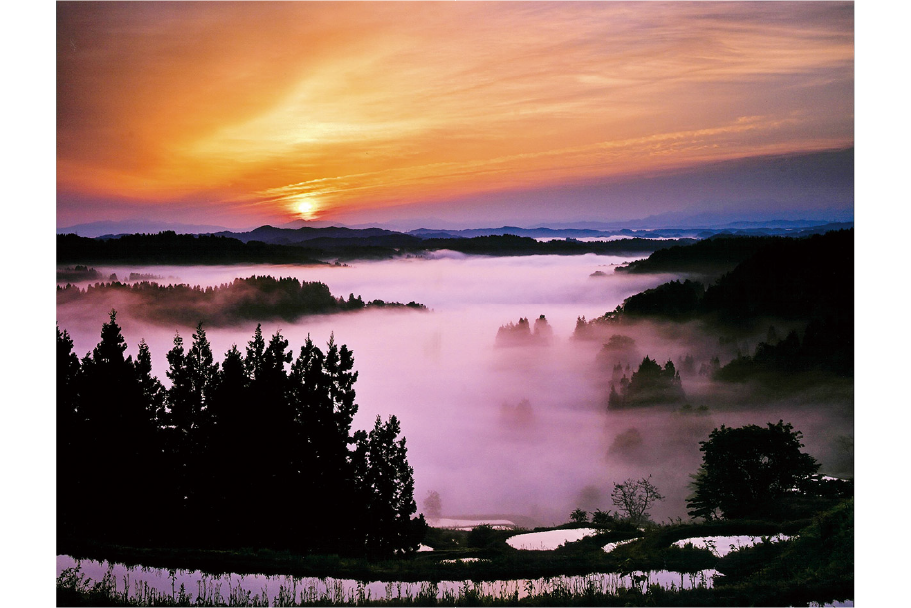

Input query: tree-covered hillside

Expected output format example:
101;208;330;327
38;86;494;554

57;230;693;264
57;315;426;557
579;230;854;379
57;276;427;327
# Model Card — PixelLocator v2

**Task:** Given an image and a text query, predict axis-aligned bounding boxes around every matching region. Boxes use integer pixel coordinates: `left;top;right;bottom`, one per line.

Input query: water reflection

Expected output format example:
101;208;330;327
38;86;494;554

57;555;718;604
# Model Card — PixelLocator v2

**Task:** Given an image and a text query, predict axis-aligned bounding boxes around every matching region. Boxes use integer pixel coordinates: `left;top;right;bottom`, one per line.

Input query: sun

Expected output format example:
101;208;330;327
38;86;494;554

297;200;315;216
291;195;320;220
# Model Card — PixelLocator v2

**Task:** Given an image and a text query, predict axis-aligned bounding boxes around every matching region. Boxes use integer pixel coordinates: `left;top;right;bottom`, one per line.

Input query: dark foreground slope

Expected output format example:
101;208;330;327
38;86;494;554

580;229;853;380
613;229;852;326
615;235;785;276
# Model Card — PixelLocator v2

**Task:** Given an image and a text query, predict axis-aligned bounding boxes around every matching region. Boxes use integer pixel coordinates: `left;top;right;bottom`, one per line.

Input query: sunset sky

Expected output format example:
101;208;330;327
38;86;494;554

56;2;854;229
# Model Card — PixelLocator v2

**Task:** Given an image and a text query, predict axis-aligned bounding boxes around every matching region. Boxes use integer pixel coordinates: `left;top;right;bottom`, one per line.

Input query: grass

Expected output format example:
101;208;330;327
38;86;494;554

58;501;853;606
57;563;723;607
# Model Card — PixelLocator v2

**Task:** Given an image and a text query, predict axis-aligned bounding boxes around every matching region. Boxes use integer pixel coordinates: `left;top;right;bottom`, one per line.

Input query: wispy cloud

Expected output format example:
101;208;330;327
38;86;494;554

57;2;853;225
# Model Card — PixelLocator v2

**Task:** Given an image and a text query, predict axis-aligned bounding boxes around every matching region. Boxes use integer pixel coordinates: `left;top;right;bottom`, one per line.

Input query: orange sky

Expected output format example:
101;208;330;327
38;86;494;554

57;2;854;228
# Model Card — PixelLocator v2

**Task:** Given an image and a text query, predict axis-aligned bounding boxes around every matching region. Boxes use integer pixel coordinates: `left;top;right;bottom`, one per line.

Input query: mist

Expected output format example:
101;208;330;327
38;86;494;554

56;252;852;525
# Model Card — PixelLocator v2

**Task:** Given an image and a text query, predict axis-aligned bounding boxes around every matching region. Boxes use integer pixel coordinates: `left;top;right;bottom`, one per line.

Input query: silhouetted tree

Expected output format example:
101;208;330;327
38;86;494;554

687;421;820;521
245;328;294;544
75;310;160;542
493;315;555;346
57;326;81;535
57;326;80;410
496;317;531;346
187;323;219;427
610;356;686;407
203;343;250;545
163;330;197;524
591;509;615;526
165;332;193;433
354;415;425;557
244;323;266;380
611;476;664;526
135;339;166;426
570;508;589;523
57;318;424;556
466;524;496;548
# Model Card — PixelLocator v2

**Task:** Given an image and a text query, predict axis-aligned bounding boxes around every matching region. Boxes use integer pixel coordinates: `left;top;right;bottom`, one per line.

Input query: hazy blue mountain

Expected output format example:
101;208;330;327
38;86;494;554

59;215;853;243
210;225;407;245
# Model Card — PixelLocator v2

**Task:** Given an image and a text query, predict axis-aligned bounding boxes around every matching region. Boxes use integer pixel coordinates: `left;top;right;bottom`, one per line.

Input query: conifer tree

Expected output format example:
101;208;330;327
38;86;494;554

57;325;81;534
76;310;159;541
204;344;250;545
244;328;293;545
135;338;165;426
354;415;425;557
57;325;80;412
324;334;359;438
164;329;204;525
187;322;219;431
244;323;265;380
165;332;193;433
57;318;424;555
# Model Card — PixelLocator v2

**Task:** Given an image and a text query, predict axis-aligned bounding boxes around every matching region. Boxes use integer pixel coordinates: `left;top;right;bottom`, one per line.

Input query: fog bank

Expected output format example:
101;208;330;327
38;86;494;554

57;253;852;525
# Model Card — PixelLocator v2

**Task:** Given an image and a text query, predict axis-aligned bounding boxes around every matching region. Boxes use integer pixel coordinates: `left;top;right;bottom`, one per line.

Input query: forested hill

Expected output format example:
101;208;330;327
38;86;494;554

411;234;695;256
700;229;853;324
614;235;789;275
57;276;427;327
616;229;853;324
57;231;693;263
585;229;854;378
57;232;327;265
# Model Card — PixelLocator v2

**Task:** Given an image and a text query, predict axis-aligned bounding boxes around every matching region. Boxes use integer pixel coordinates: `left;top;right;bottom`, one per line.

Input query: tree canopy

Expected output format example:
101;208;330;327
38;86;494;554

687;421;820;520
611;476;664;525
57;275;427;327
608;356;686;409
57;314;425;556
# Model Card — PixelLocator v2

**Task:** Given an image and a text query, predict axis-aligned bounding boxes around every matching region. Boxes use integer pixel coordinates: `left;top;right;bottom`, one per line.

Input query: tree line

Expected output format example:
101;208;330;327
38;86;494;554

57;312;425;557
607;356;686;409
57;231;688;266
574;421;851;526
614;234;787;275
57;232;327;265
57;276;427;327
611;230;853;325
575;229;854;379
495;315;554;347
413;234;692;256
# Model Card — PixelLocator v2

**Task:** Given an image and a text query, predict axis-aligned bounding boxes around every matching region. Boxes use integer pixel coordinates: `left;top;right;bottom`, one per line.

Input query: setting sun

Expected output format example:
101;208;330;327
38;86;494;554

56;2;853;229
293;197;319;220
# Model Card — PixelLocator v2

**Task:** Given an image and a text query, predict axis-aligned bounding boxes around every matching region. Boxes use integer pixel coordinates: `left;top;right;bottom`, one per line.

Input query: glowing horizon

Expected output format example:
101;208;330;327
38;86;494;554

57;2;854;228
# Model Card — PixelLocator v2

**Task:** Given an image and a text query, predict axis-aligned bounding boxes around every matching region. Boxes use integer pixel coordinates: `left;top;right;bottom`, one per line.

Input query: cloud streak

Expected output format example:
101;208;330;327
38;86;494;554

57;2;853;227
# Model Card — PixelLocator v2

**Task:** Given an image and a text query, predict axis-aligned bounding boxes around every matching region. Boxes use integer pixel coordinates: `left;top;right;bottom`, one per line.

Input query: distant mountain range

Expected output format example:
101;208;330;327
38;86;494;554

198;221;853;246
57;219;854;267
58;216;853;241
